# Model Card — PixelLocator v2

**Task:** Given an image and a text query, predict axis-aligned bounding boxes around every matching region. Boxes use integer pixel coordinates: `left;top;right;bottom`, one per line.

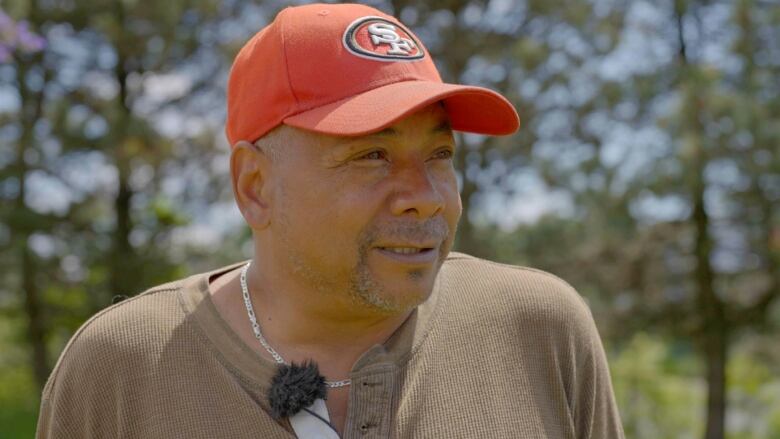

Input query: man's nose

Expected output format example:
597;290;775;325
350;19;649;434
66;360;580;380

389;163;445;219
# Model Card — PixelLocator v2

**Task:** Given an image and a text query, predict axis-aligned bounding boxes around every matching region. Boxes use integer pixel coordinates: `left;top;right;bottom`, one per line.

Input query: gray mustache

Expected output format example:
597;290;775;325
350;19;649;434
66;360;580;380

364;216;450;247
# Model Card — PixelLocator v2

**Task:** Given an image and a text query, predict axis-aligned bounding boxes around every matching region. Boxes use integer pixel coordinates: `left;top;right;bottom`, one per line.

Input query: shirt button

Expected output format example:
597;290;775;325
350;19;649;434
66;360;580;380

360;423;370;434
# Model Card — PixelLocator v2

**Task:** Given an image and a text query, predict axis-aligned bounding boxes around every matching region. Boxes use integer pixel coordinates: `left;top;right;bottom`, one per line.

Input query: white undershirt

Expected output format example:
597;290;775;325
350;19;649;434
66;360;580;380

289;398;340;439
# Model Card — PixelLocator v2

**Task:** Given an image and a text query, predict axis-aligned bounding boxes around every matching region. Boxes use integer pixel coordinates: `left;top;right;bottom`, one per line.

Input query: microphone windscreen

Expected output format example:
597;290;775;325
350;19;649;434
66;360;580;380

268;360;327;419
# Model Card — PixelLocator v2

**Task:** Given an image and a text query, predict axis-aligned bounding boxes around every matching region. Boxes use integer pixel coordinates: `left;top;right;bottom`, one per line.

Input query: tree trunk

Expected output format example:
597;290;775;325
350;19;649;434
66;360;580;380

675;3;728;437
16;52;50;390
694;167;727;439
22;244;49;390
108;165;133;301
106;1;136;306
703;321;727;439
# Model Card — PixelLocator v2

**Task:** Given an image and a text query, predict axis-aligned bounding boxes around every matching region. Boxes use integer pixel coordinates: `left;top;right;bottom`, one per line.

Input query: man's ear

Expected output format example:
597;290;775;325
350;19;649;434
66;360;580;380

231;140;273;231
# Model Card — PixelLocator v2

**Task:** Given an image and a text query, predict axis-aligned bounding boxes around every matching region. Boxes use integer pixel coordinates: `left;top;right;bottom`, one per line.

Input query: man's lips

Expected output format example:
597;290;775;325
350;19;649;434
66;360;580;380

373;244;438;265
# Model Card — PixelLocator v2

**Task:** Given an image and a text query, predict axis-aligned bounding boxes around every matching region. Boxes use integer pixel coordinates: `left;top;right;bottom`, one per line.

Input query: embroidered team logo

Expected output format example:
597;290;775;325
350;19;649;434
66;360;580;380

343;16;425;62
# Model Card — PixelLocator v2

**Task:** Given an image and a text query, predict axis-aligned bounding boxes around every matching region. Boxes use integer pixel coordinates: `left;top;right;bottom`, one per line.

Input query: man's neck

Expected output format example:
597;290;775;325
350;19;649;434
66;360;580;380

208;260;412;381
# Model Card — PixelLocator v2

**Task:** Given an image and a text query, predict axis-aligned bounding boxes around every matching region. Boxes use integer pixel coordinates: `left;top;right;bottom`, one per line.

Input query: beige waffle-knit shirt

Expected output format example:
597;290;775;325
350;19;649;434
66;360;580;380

36;252;625;438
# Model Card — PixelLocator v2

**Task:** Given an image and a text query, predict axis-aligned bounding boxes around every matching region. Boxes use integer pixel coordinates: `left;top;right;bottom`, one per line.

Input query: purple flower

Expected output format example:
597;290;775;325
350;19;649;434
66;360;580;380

0;43;10;62
16;21;46;52
0;11;15;44
0;9;46;59
0;10;12;31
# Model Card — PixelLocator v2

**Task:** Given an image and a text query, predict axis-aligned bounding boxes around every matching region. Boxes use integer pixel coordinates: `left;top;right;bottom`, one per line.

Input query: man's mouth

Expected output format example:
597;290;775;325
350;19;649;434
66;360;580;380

377;247;433;255
374;245;438;265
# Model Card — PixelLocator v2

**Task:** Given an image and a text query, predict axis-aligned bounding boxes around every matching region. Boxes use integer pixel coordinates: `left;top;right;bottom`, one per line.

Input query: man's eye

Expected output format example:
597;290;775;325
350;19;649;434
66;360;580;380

359;150;386;161
433;149;454;160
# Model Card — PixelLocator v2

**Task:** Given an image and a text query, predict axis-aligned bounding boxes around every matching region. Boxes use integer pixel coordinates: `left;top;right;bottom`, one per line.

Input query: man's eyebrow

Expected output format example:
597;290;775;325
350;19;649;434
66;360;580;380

332;120;454;154
432;121;453;135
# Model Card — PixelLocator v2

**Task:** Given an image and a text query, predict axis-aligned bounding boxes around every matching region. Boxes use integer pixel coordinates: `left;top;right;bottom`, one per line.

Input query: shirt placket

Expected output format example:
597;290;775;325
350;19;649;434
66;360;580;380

344;363;398;439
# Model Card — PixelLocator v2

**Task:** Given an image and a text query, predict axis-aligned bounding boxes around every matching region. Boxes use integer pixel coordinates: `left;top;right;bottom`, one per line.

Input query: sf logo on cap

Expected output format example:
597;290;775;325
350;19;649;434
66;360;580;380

368;22;415;55
343;16;425;62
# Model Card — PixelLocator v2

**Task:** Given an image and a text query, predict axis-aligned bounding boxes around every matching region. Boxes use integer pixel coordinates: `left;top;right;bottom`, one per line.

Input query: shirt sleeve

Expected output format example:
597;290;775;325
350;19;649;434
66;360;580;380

571;297;626;439
36;343;86;438
35;317;123;439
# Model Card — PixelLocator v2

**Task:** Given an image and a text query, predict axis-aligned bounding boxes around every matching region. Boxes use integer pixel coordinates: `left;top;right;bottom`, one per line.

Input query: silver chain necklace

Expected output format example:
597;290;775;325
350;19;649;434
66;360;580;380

240;261;352;388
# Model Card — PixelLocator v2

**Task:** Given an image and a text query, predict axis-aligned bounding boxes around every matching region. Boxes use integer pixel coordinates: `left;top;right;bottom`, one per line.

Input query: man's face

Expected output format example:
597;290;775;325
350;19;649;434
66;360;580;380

265;104;461;315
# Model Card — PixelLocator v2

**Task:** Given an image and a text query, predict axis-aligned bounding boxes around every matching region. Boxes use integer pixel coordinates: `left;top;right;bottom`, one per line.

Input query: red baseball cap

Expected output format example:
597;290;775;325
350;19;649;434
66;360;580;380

226;3;520;146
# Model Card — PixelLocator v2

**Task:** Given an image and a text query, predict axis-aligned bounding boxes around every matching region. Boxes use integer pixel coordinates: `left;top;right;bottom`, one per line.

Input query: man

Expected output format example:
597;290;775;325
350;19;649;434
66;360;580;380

37;3;624;438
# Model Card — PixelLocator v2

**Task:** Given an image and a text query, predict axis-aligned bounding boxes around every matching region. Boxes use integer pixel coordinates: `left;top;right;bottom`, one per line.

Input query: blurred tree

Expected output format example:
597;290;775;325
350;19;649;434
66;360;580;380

640;1;779;437
469;1;779;438
2;2;51;392
1;0;239;394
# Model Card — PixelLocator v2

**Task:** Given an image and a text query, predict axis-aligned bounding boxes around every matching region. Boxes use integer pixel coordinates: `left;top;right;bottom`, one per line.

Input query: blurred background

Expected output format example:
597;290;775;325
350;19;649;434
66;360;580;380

1;0;778;438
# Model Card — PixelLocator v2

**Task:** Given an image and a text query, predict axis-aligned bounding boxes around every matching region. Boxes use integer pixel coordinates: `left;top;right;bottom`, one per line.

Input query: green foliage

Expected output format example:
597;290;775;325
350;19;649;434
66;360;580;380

0;318;40;439
610;333;780;439
0;368;38;439
611;333;705;439
726;351;780;439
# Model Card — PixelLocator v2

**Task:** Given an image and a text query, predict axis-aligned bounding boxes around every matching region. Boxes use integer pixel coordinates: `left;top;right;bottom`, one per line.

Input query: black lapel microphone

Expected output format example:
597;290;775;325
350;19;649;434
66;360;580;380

267;360;328;419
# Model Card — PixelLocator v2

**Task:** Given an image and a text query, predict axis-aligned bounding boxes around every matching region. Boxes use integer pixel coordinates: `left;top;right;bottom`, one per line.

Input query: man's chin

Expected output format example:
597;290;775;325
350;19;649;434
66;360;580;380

350;249;444;313
353;279;435;315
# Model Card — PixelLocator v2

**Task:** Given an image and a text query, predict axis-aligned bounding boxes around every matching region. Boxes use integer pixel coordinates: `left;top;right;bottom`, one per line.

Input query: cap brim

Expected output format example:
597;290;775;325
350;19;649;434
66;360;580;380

283;80;520;137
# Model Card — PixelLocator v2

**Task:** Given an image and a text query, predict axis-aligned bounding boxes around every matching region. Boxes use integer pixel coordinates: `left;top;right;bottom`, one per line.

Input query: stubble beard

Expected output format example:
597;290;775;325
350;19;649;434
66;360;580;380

346;230;452;315
279;212;453;315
